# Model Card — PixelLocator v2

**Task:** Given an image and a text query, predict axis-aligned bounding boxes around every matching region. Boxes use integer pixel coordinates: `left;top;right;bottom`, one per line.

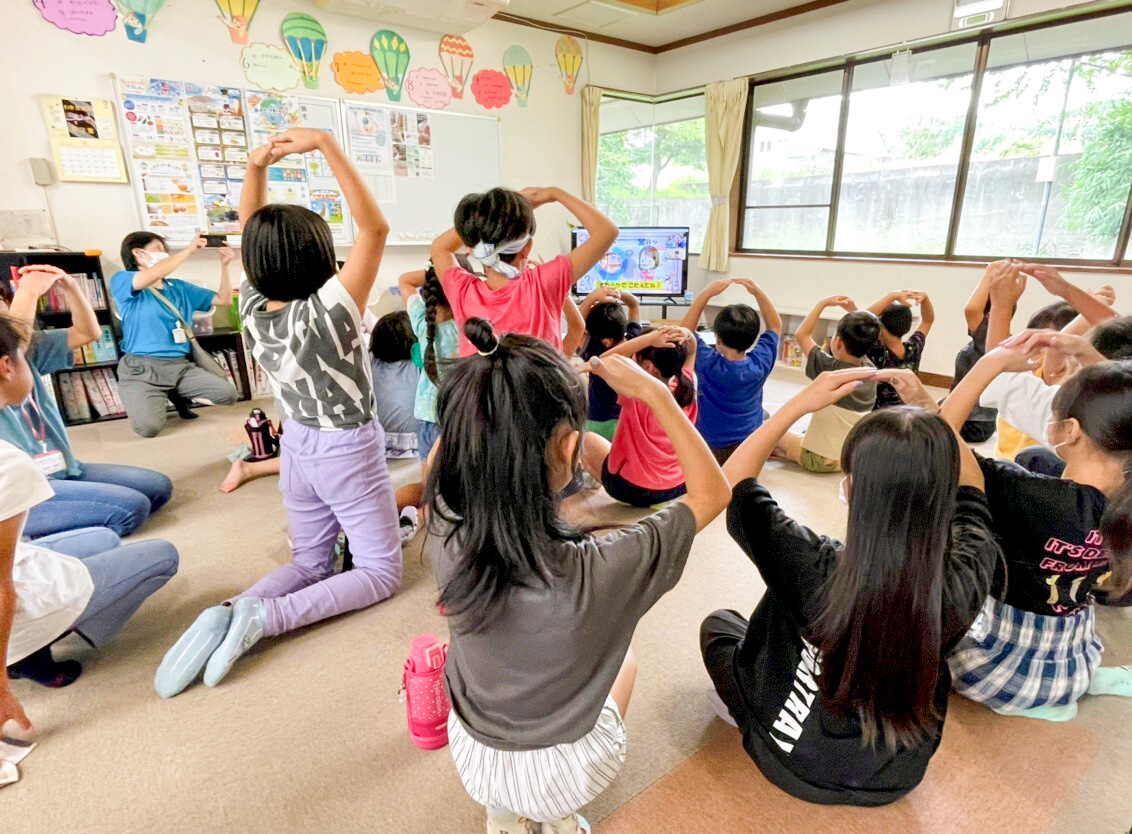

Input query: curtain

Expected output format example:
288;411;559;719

581;86;603;204
698;78;749;272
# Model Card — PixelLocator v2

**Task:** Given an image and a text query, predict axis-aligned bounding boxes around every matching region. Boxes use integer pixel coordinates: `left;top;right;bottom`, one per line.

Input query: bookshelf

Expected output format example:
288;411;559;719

0;250;127;427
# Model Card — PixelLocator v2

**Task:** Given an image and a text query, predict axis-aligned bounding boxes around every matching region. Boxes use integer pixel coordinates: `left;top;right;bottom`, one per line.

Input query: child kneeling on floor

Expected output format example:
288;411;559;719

427;319;727;834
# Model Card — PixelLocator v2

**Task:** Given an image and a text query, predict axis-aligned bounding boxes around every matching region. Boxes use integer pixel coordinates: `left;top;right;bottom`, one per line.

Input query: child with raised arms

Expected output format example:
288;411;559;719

578;285;641;440
430;187;617;355
427;317;728;833
154;128;402;697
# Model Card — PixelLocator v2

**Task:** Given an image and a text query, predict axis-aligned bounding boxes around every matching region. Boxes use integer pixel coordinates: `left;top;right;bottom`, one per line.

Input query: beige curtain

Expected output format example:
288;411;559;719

698;79;749;272
581;86;603;204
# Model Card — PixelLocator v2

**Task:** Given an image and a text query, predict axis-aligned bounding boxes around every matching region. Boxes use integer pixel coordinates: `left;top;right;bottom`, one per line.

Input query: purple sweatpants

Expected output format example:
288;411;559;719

237;418;403;636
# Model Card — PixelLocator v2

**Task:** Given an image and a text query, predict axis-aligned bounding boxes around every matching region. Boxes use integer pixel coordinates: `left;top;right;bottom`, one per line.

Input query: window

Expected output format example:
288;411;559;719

742;70;842;251
737;8;1132;264
835;44;976;254
596;94;710;252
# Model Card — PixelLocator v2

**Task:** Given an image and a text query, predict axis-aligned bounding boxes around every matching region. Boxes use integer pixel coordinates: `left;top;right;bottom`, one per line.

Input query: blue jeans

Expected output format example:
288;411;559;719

24;463;173;539
36;528;179;648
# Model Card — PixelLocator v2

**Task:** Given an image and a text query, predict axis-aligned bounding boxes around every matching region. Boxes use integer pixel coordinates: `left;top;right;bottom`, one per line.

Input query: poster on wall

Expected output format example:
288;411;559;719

184;83;247;235
115;76;205;241
343;101;395;204
244;91;352;243
390;110;432;179
39;95;128;182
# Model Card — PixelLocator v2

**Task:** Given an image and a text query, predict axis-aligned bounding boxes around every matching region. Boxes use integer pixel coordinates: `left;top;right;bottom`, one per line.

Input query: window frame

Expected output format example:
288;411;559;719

735;6;1132;267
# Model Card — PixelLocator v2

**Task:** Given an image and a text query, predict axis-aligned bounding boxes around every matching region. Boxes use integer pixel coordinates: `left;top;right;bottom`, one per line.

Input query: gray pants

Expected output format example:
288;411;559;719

117;354;238;437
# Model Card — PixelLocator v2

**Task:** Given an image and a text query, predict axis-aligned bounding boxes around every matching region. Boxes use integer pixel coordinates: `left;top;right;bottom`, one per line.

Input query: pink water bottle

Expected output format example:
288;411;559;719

402;634;451;750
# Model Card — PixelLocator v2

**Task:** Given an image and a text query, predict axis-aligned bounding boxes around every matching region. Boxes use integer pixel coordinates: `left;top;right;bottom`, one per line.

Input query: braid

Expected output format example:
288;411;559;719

421;266;449;386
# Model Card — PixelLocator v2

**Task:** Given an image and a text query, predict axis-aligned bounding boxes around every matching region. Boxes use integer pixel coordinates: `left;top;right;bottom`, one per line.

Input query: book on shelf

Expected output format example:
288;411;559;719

92;325;118;362
211;351;238;393
79;371;112;418
35;274;108;314
98;369;125;413
81;342;97;364
222;349;245;398
59;372;92;422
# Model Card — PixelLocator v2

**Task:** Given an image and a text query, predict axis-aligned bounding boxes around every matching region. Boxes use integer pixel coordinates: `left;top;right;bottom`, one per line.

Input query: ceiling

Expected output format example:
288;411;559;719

498;0;837;50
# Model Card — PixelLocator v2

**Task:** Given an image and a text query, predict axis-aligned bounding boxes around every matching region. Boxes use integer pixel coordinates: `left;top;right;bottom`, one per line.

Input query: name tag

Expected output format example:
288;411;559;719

172;325;189;344
34;450;67;476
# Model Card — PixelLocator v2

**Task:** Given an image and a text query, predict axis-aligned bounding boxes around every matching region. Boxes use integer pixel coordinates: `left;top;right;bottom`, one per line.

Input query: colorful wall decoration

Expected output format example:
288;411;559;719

502;45;533;108
438;35;474;100
555;35;583;95
405;67;452;110
214;0;258;44
371;30;410;103
281;12;327;90
470;69;511;110
33;0;117;36
331;51;384;95
240;43;301;92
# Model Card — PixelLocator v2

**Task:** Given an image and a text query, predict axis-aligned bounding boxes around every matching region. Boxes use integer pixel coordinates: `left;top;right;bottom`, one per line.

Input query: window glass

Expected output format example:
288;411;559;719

955;16;1132;259
834;43;977;254
743;70;842;250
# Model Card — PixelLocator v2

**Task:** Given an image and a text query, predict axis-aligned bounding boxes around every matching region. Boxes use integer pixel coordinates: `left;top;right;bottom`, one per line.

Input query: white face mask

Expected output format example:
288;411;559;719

141;250;169;268
1045;418;1072;457
839;476;850;507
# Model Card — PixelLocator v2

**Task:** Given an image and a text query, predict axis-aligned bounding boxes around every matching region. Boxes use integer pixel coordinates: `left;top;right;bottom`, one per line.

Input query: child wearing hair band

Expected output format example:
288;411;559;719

581;326;699;507
431;187;618;356
942;344;1132;721
428;317;729;833
155;128;402;697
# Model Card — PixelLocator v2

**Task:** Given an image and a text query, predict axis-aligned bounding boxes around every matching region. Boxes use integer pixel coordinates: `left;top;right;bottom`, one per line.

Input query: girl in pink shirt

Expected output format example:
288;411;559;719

582;326;699;507
431;186;617;356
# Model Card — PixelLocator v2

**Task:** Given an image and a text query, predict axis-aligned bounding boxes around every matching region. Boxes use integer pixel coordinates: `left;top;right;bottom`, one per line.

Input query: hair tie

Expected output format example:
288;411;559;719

471;235;532;281
477;342;498;357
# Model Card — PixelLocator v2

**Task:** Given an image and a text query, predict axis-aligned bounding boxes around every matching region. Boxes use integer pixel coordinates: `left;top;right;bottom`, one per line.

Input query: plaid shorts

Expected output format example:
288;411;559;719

947;597;1103;711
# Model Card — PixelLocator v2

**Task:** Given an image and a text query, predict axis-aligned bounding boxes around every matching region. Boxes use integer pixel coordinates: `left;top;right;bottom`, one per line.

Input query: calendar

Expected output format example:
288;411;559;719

40;96;128;183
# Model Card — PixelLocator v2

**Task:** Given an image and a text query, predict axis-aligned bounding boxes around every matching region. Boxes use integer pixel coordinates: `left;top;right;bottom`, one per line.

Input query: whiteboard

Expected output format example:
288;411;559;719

341;102;501;246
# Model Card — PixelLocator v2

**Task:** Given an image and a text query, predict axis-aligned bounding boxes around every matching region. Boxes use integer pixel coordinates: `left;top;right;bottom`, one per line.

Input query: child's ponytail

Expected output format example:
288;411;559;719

1052;362;1132;591
420;266;450;385
638;340;694;408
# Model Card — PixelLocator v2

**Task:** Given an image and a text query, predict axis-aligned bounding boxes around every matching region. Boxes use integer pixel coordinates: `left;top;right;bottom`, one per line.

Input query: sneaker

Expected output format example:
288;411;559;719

8;646;82;688
399;506;419;544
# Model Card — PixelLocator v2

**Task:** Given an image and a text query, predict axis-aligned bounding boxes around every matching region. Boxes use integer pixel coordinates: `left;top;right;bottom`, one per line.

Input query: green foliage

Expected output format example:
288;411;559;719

596;118;707;211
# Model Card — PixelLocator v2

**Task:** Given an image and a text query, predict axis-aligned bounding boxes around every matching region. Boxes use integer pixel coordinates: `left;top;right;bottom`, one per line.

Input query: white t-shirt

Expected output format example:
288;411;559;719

979;371;1058;450
239;275;376;430
1;441;94;664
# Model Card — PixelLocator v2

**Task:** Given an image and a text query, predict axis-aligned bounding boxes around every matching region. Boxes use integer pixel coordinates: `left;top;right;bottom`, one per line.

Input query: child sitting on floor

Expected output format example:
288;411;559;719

867;290;934;409
774;297;880;473
369;310;420;460
427;318;727;834
680;278;782;463
578;286;641;441
581;326;698;507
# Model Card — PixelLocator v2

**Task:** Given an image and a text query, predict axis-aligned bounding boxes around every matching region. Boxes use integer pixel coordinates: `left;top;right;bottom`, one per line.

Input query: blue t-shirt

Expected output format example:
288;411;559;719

406;294;459;424
694;330;780;448
111;272;216;358
0;330;81;479
581;321;643;422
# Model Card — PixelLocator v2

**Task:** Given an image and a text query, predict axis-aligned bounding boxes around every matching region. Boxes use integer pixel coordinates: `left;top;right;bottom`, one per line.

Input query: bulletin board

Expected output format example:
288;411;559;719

112;74;499;247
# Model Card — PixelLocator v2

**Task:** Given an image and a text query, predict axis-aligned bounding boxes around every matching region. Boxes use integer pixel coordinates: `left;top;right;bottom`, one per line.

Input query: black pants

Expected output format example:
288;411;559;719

700;609;755;728
960;419;996;444
1015;445;1065;477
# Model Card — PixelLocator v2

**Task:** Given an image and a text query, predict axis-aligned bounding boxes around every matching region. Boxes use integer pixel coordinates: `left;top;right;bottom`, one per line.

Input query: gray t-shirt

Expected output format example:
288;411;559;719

428;502;698;751
240;275;376;430
806;348;876;412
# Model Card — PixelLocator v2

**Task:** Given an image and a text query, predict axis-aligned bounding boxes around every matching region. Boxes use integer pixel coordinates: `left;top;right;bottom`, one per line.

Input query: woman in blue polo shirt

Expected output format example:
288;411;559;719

0;264;173;538
111;232;238;438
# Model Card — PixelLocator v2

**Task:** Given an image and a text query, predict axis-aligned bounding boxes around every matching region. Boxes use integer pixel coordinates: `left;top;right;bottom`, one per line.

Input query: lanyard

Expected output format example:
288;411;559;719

21;396;49;452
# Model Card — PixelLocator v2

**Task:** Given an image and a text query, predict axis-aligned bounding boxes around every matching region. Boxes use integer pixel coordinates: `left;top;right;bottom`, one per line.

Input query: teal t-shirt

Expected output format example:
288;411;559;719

110;272;216;358
406;293;458;423
0;330;81;479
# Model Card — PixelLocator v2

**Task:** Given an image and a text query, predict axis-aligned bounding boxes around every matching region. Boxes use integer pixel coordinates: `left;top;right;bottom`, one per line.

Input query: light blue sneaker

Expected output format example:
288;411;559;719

154;605;232;698
203;597;266;688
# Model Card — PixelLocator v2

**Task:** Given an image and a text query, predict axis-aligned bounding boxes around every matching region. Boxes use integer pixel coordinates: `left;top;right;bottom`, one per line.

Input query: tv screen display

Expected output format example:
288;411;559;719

572;226;689;298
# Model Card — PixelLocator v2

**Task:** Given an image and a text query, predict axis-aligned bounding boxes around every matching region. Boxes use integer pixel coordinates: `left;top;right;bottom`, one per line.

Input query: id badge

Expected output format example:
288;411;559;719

172;325;189;344
34;450;67;476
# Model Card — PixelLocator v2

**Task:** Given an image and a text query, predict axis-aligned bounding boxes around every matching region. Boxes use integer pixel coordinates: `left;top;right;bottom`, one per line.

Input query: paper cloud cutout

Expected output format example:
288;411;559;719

405;67;452;110
471;69;512;110
33;0;117;36
241;43;301;93
331;51;384;94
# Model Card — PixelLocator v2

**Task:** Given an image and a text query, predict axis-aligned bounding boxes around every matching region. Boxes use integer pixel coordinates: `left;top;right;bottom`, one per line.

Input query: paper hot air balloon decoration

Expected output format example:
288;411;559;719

503;45;533;108
438;35;474;100
555;35;583;95
371;30;411;103
115;0;164;43
281;13;327;89
214;0;259;45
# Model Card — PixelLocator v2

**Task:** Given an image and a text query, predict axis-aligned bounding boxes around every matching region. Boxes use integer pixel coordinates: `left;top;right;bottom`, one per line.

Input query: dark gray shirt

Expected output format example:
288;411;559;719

428;502;697;750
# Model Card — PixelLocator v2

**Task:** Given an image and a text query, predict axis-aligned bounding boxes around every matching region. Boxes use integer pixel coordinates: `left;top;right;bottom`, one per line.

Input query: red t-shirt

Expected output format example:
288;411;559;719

607;368;698;491
442;255;574;357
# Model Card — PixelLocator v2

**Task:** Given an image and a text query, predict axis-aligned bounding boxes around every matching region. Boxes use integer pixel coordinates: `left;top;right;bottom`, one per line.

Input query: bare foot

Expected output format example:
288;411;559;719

220;459;250;493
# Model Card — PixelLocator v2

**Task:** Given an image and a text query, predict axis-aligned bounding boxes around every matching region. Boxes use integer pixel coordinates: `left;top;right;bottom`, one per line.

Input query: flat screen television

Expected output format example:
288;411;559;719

571;226;689;298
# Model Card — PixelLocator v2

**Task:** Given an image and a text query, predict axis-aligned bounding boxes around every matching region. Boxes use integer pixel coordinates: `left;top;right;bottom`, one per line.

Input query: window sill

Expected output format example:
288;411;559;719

726;251;1132;274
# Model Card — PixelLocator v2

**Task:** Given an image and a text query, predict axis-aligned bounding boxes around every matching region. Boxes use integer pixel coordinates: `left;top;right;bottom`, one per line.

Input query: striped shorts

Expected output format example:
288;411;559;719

448;697;628;822
948;596;1103;711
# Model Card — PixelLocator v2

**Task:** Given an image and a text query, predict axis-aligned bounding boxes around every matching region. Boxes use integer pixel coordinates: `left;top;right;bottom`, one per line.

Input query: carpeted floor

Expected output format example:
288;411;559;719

4;367;1130;833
